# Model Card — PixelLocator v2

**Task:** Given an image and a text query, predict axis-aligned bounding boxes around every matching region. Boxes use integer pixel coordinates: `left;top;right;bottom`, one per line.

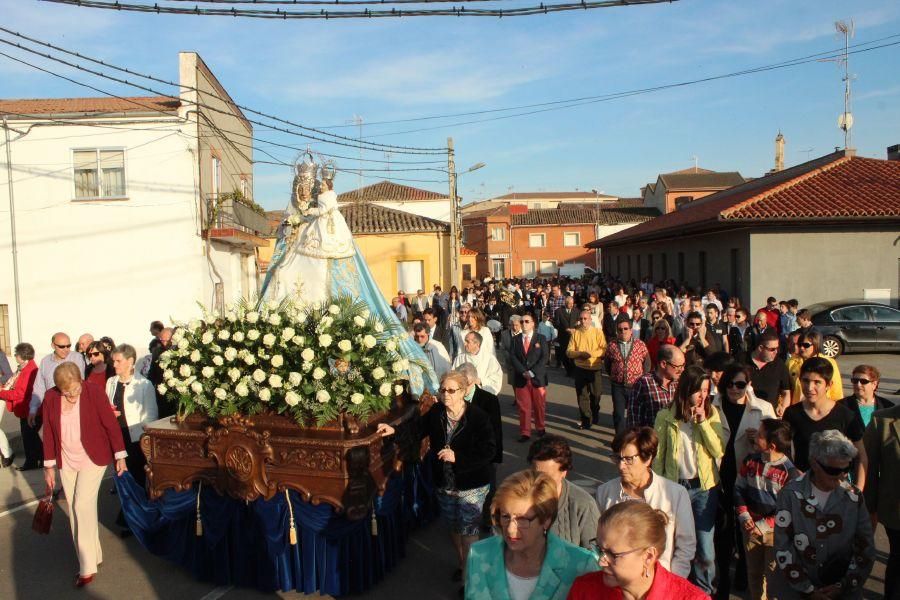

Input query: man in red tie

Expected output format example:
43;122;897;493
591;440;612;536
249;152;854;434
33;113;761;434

510;314;549;442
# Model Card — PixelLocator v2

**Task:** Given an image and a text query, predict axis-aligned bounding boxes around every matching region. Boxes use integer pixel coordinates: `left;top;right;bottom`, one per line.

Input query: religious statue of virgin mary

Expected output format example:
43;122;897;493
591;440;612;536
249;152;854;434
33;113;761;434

260;154;437;394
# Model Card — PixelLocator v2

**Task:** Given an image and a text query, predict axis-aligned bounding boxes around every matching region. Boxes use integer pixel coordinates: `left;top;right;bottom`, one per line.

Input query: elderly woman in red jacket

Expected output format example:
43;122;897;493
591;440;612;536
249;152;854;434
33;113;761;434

0;343;40;468
42;362;127;588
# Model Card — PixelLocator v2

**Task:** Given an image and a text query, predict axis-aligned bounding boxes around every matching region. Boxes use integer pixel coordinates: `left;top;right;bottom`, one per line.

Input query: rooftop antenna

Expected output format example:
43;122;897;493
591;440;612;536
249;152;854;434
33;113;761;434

821;20;855;149
347;115;364;199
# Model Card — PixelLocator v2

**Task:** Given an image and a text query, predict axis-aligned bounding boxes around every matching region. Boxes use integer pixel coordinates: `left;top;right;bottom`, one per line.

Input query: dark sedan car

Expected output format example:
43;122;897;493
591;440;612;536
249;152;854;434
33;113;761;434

805;300;900;358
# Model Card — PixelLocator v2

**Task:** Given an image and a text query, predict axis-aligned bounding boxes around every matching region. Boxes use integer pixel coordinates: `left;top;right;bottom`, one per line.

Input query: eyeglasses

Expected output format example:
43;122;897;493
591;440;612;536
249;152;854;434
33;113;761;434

588;540;646;564
815;459;851;477
762;346;780;352
665;361;686;371
798;342;814;349
439;387;461;394
55;343;71;349
617;326;631;332
88;351;102;358
498;514;538;529
727;380;748;389
611;453;641;465
851;377;873;385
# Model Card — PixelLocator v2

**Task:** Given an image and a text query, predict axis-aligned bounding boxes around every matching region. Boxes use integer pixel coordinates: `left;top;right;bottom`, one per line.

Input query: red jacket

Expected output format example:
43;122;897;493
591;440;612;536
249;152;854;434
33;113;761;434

0;360;37;419
567;565;709;600
42;382;126;470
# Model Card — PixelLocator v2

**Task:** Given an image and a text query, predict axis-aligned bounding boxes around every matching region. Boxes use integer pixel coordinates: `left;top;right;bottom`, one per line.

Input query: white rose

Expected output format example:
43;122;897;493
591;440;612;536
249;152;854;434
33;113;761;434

190;381;203;394
394;384;404;395
363;335;377;349
235;382;249;397
201;331;214;345
226;311;237;322
218;330;231;341
392;361;404;373
172;330;185;343
385;340;396;353
246;311;259;324
177;338;190;351
288;372;302;386
252;369;266;383
292;335;304;346
372;367;385;380
285;391;301;407
328;304;340;315
350;393;365;405
224;347;238;362
320;316;333;328
281;327;296;340
228;368;241;382
301;348;315;362
214;388;227;401
258;388;272;402
164;368;174;380
247;329;260;341
157;384;168;395
179;364;192;377
244;354;256;365
201;366;215;379
316;389;331;403
176;385;188;395
319;334;332;348
312;367;326;381
190;349;201;362
269;313;282;326
232;331;245;343
262;333;277;347
337;339;352;352
166;378;178;388
268;374;283;388
353;315;366;327
271;354;284;368
379;382;392;397
212;355;224;367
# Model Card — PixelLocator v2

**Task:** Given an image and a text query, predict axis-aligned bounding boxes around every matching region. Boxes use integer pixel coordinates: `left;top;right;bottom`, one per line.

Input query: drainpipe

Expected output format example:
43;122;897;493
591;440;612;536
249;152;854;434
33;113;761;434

3;116;23;342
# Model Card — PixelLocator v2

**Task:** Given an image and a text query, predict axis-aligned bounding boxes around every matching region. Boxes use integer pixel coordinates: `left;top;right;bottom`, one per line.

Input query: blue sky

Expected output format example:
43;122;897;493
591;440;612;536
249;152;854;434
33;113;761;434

3;0;900;209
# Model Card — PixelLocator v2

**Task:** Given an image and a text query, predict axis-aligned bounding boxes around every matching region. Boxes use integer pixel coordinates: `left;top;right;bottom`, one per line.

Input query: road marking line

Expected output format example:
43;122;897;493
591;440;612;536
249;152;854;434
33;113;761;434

199;585;234;600
0;498;41;518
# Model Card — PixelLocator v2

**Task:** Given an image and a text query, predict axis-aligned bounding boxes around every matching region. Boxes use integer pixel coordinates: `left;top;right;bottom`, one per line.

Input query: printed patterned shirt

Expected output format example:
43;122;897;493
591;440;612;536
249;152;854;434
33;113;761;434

626;371;677;429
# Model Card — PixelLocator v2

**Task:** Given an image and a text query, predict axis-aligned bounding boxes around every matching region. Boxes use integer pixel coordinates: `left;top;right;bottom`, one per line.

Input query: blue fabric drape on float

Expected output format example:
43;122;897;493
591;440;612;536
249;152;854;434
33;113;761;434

115;463;438;596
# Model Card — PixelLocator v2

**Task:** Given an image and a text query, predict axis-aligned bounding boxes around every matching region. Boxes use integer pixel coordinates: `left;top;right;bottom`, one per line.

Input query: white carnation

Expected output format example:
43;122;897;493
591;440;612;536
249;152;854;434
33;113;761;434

269;313;282;326
157;384;168;395
268;374;283;388
201;331;214;345
353;315;366;327
228;368;241;382
246;311;259;324
337;339;352;352
271;354;284;368
319;334;333;348
164;368;174;380
190;349;202;362
258;388;271;402
285;391;301;406
247;329;260;341
301;348;315;362
179;364;192;377
316;389;331;403
190;381;203;394
392;361;404;373
262;333;277;347
244;354;255;365
214;387;227;400
252;369;266;383
379;382;392;397
312;367;326;381
292;335;304;346
224;347;238;362
394;384;404;395
385;340;396;352
328;304;340;315
212;355;224;366
281;327;296;340
235;382;249;397
219;330;231;341
201;366;215;379
372;367;386;380
225;311;237;322
363;335;377;349
350;393;364;405
232;331;245;343
288;372;302;386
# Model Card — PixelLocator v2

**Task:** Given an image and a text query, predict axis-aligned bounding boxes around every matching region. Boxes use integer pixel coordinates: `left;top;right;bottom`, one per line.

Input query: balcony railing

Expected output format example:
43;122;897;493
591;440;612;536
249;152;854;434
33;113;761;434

205;193;271;237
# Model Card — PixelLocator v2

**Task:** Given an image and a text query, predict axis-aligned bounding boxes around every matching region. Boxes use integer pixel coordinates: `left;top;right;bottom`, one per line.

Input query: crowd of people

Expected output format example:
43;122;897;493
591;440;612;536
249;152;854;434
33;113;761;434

394;276;898;600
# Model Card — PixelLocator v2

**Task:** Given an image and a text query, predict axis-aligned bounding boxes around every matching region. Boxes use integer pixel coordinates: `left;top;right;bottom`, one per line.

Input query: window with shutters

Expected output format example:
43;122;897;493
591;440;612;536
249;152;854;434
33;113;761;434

73;149;126;199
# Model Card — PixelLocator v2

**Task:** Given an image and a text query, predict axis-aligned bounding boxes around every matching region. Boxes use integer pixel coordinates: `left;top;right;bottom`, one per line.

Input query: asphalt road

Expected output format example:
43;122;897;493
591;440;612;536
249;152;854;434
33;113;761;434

0;352;896;599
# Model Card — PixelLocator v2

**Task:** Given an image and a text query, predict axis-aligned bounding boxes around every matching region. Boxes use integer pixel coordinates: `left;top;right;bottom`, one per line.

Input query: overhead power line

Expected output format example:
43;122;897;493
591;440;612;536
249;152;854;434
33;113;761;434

39;0;679;19
164;0;519;4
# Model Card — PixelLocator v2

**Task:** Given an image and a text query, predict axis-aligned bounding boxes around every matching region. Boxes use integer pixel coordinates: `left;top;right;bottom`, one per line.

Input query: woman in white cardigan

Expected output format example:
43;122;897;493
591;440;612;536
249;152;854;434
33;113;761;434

105;344;158;489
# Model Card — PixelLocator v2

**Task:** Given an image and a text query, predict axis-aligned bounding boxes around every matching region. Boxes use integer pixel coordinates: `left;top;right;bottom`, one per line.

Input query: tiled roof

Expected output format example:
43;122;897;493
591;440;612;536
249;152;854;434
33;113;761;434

461;246;478;256
462;205;508;220
336;181;448;203
0;96;180;116
658;171;745;190
510;208;658;226
590;151;900;248
339;202;449;234
493;191;615;200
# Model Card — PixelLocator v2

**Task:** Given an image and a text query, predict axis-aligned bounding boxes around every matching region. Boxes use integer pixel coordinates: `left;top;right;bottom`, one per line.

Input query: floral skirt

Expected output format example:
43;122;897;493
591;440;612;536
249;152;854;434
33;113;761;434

436;484;490;536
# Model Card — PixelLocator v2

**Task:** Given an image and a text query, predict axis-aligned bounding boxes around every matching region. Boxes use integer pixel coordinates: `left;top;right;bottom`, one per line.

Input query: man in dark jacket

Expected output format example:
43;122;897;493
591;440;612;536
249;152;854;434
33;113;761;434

553;296;579;376
510;314;548;442
423;308;452;357
602;300;629;341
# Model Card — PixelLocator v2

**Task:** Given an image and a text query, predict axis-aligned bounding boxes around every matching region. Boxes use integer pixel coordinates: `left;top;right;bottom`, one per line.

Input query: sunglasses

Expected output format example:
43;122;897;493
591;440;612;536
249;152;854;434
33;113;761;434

727;380;748;389
55;343;71;349
815;459;851;477
798;342;814;349
617;327;631;332
439;387;461;394
88;351;102;358
687;322;701;328
851;377;873;385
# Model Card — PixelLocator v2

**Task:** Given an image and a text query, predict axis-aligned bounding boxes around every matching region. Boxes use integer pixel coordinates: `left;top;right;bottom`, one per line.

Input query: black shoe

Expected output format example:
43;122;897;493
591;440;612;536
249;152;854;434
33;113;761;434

1;452;14;468
517;435;531;443
536;429;546;437
573;423;591;431
17;462;40;472
591;414;600;425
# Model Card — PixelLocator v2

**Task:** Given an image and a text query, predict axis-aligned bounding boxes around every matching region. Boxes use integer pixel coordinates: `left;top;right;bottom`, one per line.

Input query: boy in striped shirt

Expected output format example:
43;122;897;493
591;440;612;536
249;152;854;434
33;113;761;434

734;418;800;600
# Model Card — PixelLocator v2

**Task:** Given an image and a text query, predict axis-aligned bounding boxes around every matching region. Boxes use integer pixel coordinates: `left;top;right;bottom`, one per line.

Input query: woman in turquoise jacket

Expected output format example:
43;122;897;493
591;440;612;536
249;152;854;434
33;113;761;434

465;470;598;599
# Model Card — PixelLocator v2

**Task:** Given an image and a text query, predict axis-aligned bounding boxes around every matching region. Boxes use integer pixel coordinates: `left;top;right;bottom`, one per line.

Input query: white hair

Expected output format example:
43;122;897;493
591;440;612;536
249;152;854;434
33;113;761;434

809;429;858;464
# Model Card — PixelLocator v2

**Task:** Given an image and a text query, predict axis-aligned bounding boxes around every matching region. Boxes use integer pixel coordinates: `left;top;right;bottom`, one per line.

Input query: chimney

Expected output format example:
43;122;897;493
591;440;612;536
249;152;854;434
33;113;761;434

888;144;900;161
774;131;785;172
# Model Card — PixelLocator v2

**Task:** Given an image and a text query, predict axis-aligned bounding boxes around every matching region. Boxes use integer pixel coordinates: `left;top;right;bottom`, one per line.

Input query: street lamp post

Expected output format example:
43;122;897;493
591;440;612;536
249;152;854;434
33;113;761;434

447;136;485;288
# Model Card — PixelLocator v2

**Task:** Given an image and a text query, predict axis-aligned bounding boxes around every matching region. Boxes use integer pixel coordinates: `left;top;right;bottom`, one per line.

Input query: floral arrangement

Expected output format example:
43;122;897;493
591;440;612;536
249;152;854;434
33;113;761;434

156;296;417;426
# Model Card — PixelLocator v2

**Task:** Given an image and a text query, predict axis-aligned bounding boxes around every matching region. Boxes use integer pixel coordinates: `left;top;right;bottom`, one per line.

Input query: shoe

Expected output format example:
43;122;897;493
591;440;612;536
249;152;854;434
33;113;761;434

573;423;591;431
74;574;95;588
1;453;14;468
17;462;40;472
451;568;462;582
536;429;546;437
517;435;531;443
591;415;600;425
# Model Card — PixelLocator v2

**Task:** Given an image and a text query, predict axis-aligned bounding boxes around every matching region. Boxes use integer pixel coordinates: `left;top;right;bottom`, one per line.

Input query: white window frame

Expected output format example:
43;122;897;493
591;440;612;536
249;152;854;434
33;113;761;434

522;260;537;278
539;260;558;274
529;233;546;248
71;147;127;200
563;232;581;247
491;226;505;241
491;258;505;279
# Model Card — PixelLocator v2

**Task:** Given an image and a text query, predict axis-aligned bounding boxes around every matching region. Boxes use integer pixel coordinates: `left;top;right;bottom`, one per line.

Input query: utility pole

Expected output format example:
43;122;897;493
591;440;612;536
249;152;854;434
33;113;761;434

837;20;854;149
3;116;23;343
447;137;459;289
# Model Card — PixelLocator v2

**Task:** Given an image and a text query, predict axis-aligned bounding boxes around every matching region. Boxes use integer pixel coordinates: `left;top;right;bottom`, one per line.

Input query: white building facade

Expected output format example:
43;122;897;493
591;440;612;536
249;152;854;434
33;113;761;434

0;52;267;355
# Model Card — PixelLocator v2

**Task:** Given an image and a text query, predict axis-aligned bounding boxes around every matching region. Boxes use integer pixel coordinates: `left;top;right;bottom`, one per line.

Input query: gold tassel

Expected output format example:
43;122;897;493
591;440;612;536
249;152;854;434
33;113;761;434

370;510;378;537
195;482;203;537
285;490;297;546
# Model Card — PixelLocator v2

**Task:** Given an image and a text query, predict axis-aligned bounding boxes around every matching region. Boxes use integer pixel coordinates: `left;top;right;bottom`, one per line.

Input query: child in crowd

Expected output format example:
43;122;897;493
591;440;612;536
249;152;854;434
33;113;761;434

733;418;799;600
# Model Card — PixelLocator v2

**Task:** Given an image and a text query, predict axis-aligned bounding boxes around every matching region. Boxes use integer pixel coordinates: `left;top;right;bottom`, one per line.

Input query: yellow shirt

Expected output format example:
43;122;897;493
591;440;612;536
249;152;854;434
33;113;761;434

787;354;843;404
566;327;607;371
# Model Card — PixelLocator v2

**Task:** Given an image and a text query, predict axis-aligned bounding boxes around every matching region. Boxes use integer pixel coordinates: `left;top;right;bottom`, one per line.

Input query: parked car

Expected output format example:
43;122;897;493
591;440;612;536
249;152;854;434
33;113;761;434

804;300;900;358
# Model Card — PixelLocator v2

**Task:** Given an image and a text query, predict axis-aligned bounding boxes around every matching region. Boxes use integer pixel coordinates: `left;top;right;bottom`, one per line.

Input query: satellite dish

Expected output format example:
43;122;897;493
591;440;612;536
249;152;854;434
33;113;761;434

838;112;853;131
